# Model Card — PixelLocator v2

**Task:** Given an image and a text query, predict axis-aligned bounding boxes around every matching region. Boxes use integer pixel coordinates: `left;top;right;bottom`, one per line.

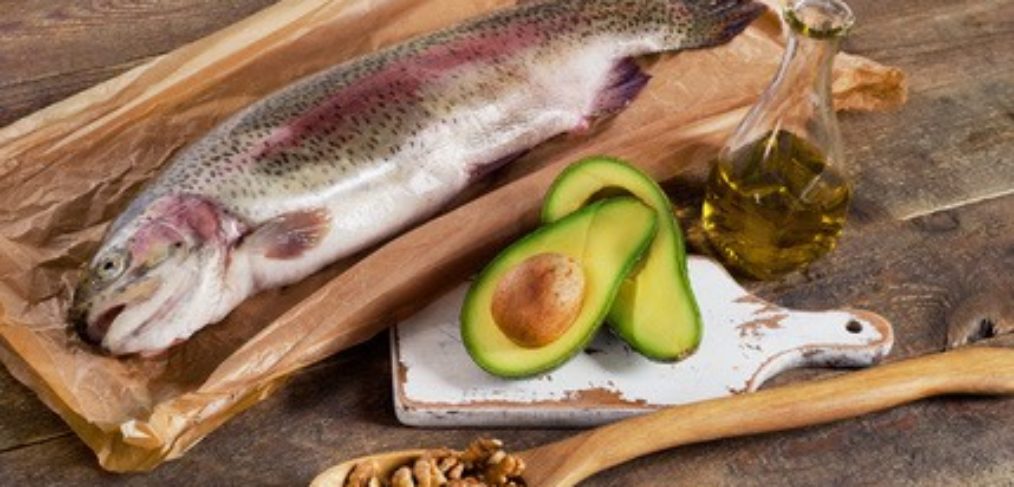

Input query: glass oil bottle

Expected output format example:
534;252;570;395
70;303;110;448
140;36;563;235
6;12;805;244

703;0;856;280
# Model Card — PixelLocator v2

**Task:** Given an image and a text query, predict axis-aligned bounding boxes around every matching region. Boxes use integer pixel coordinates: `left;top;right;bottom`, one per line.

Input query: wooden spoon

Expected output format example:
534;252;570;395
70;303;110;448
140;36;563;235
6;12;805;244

311;346;1014;486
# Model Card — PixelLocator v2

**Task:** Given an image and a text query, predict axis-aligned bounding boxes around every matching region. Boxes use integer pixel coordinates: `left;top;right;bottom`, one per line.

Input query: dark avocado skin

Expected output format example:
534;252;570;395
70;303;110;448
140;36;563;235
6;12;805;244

461;196;658;378
541;156;702;361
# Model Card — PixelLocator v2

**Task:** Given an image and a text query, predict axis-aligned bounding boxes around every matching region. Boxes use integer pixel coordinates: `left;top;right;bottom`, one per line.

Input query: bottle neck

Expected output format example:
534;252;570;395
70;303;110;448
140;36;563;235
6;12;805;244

719;0;854;169
772;30;839;107
774;0;853;109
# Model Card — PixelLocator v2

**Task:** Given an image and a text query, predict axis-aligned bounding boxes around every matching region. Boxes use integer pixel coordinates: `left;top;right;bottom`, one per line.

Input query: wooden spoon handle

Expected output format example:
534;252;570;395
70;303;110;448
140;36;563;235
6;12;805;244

522;347;1014;486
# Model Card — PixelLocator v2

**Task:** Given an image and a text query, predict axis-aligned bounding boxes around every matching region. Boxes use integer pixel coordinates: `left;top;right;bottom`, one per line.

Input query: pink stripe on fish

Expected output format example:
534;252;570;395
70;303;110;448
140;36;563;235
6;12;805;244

246;22;548;162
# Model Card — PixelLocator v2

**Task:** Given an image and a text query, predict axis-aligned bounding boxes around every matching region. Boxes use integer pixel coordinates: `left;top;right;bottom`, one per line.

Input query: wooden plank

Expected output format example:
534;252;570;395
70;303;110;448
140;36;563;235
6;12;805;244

0;0;277;127
0;366;70;452
0;0;1011;484
834;0;1014;219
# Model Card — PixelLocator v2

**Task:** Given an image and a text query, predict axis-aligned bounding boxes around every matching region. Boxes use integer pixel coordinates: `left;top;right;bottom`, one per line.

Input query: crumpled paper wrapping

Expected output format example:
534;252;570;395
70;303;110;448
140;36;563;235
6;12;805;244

0;0;905;472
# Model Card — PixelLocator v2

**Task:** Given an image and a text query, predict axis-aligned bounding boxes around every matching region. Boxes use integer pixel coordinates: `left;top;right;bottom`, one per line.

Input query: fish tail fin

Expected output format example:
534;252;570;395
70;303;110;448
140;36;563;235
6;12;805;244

665;0;768;51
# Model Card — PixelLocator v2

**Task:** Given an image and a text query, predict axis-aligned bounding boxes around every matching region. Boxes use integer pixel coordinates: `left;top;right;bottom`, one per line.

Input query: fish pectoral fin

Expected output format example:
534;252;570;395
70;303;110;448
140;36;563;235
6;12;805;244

242;208;331;260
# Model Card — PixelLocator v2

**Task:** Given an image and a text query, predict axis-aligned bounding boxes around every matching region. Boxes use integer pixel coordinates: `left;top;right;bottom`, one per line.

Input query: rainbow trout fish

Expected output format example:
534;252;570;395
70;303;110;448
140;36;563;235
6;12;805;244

70;0;764;356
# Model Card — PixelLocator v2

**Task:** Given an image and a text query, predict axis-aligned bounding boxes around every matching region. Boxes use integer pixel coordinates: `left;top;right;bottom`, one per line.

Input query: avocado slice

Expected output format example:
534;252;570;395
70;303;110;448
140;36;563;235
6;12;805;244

462;197;657;378
542;157;702;361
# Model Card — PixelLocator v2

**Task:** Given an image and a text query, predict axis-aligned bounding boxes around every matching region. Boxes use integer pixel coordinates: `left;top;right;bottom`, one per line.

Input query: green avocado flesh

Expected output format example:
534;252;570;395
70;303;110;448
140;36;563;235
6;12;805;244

542;157;702;361
462;197;658;378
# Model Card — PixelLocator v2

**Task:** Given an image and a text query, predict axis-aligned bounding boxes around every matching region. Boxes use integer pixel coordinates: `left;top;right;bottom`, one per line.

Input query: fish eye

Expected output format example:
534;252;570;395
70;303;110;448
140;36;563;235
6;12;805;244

95;251;128;281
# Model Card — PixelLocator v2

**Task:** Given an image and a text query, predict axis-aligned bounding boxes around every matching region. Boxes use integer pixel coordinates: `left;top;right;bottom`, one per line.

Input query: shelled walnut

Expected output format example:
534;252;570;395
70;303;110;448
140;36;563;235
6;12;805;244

344;438;525;487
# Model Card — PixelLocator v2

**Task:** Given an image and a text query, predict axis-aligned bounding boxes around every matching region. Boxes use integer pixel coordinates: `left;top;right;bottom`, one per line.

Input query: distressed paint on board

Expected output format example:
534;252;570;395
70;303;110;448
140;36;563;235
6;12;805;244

392;256;894;427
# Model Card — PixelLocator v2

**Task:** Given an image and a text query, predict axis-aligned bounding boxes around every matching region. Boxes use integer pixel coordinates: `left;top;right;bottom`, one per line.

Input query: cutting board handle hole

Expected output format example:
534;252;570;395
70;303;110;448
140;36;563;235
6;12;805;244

846;320;863;334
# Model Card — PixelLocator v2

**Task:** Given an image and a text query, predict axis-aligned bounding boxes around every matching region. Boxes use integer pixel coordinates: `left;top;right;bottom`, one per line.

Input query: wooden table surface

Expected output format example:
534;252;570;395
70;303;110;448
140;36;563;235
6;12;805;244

1;0;1012;485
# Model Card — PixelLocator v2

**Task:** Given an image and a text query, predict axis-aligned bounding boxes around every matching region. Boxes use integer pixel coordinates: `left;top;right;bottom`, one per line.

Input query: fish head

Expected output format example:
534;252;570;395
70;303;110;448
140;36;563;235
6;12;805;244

69;194;246;356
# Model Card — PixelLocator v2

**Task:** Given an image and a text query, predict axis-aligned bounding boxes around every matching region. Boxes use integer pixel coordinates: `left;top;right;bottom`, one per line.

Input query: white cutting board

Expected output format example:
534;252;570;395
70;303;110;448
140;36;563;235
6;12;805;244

391;256;894;427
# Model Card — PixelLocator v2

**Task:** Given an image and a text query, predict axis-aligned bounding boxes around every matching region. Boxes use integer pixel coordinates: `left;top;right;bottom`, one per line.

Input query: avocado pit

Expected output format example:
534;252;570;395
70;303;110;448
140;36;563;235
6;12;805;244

491;253;585;348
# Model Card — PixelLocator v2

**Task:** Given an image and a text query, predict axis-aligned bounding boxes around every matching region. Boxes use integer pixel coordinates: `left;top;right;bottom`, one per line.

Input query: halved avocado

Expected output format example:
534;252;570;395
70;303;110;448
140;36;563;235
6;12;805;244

542;157;702;361
462;197;657;378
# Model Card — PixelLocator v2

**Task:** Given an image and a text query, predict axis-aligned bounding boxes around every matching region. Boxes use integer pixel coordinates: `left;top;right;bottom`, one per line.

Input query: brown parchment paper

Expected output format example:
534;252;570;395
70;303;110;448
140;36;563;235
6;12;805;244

0;0;906;472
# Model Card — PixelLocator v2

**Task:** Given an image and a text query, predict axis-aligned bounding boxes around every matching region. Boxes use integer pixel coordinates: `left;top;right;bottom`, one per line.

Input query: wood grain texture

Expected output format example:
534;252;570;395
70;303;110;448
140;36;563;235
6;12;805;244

0;0;277;127
0;368;71;452
518;347;1014;487
0;0;1011;485
832;0;1014;219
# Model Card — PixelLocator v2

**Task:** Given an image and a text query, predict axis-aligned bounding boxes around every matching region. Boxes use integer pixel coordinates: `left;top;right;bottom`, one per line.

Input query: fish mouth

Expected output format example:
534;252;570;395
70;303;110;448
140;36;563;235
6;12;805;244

77;304;126;347
104;270;198;355
124;286;189;348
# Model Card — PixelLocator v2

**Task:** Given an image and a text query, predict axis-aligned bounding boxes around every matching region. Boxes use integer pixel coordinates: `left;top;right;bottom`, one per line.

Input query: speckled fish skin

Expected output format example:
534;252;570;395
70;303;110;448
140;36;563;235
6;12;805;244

69;0;765;356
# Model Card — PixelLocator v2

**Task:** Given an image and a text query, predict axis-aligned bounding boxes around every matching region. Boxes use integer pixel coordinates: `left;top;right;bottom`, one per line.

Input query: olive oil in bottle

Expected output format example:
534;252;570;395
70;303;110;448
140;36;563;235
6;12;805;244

703;0;856;279
703;131;851;280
